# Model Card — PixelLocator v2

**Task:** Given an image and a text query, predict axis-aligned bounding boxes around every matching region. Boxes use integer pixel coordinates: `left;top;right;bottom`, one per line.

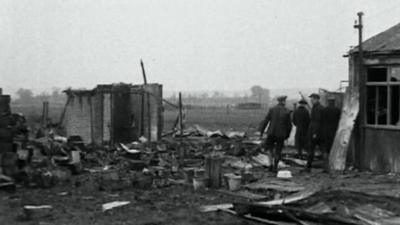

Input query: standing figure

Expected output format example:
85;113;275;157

259;95;292;172
322;97;341;168
0;95;14;176
293;99;310;159
304;93;324;172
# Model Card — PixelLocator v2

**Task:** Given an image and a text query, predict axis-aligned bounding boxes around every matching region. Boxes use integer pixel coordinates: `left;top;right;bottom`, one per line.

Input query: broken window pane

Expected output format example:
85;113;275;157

377;86;388;125
367;86;376;125
390;67;400;82
367;68;387;82
391;85;400;126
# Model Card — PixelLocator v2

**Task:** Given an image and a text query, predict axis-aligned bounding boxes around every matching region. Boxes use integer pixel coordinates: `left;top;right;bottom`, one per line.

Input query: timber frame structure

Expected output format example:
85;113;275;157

348;22;400;172
60;83;163;145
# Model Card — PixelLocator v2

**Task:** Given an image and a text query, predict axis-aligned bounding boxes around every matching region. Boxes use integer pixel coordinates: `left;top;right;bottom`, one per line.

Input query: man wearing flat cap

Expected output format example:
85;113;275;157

304;93;324;172
293;99;310;159
259;95;292;172
322;96;341;169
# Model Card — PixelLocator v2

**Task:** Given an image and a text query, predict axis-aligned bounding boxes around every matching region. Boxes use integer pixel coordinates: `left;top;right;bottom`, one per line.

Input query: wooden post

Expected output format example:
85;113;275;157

178;92;184;163
140;59;147;85
329;12;364;172
140;88;145;137
147;89;151;142
139;60;151;142
179;92;183;136
42;101;49;127
356;12;365;168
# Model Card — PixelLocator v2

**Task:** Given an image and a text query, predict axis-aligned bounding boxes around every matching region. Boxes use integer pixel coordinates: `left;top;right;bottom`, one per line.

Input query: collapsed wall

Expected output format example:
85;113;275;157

61;83;163;144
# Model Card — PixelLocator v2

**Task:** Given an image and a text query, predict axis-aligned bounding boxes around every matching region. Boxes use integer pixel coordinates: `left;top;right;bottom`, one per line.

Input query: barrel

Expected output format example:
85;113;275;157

205;154;223;188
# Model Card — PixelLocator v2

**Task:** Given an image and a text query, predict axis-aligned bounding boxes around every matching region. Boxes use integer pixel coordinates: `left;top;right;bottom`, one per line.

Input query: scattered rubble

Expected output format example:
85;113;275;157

2;122;400;225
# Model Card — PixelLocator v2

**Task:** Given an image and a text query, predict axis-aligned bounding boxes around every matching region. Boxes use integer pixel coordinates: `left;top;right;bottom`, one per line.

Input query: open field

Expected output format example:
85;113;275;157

12;104;268;135
164;108;267;133
12;104;267;134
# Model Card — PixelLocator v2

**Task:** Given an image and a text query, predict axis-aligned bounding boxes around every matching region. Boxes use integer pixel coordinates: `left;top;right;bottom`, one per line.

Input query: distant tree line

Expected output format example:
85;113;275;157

12;88;66;106
166;85;271;108
11;88;66;128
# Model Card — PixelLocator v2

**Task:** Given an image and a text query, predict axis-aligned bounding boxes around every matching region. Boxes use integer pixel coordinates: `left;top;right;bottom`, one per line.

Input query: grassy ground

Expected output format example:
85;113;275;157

164;108;267;133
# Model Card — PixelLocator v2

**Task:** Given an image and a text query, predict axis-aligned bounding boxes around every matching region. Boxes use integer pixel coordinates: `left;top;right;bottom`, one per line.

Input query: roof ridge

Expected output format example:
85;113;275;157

349;22;400;54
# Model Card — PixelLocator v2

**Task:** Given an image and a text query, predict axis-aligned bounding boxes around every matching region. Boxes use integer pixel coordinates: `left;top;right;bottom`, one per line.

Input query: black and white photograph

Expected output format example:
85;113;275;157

1;1;400;224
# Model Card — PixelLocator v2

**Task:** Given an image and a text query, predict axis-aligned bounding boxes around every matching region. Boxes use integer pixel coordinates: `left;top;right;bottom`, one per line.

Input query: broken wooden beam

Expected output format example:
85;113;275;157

329;88;360;171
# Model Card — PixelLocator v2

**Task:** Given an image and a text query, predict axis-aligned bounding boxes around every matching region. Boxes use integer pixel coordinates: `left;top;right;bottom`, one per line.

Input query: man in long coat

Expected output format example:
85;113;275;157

322;97;341;168
293;99;310;159
259;95;292;172
305;93;324;172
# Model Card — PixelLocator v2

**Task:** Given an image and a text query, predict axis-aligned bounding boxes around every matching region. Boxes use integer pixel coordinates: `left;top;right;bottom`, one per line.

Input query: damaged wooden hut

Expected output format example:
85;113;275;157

59;83;163;144
347;22;400;172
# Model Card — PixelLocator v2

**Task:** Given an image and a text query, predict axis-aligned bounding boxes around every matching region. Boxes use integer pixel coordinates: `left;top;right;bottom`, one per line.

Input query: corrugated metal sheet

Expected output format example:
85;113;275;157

350;22;400;54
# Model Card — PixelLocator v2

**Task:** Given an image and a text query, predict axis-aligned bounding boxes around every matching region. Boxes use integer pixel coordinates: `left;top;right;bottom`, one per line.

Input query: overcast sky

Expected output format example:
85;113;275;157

1;0;400;95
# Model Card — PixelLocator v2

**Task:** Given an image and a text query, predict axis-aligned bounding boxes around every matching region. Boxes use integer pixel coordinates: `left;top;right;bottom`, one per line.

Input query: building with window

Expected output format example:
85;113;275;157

348;22;400;172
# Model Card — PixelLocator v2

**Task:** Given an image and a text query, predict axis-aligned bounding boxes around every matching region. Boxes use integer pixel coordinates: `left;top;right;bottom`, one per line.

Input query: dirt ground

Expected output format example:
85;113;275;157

0;183;255;225
2;158;400;225
2;108;399;225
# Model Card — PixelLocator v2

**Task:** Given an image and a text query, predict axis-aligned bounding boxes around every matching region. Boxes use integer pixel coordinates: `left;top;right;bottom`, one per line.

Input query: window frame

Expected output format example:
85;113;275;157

365;66;400;129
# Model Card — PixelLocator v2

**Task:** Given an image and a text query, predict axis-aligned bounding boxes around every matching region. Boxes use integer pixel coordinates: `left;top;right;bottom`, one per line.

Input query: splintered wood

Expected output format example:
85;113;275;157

329;88;360;171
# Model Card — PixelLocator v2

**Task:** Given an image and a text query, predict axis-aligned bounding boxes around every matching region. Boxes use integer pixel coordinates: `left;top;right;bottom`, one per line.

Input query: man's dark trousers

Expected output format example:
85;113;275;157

264;135;285;172
306;137;324;169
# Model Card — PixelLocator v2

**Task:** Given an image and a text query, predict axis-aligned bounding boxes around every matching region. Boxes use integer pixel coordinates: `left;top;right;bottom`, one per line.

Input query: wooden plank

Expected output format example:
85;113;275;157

329;88;360;171
245;179;305;193
217;190;268;201
199;203;233;213
200;186;321;213
256;186;320;206
220;208;296;225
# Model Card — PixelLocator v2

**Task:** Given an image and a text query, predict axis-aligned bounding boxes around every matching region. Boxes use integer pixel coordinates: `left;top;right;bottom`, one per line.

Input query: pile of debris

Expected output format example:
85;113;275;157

201;185;400;225
0;124;268;192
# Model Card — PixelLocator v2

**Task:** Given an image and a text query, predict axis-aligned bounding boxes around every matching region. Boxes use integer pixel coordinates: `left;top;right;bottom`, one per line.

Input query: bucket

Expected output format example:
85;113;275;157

183;168;195;184
223;173;235;188
70;151;81;164
277;170;292;179
227;175;242;191
193;177;208;191
17;149;29;161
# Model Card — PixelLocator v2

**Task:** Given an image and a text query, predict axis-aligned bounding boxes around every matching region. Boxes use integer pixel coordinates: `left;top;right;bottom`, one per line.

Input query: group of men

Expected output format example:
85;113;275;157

259;93;341;172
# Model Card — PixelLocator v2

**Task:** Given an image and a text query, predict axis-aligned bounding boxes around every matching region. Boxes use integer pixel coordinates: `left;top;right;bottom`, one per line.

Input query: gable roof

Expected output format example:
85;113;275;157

350;22;400;54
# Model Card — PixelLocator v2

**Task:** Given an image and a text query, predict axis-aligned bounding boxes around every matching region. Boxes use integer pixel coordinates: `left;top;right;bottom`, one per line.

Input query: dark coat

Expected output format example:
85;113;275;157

307;102;324;140
259;103;292;139
293;106;310;136
323;105;341;140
